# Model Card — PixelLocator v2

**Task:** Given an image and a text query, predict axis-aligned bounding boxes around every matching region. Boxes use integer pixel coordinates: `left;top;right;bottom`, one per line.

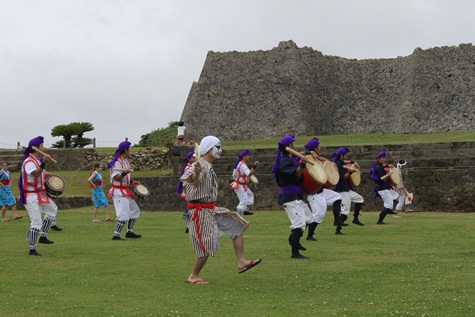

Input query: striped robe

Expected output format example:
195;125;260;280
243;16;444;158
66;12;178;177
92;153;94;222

181;157;249;257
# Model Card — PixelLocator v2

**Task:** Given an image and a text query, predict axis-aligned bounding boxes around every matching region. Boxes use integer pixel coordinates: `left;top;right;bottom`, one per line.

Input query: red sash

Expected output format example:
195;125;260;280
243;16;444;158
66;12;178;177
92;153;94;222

187;202;216;252
110;185;135;199
1;179;9;185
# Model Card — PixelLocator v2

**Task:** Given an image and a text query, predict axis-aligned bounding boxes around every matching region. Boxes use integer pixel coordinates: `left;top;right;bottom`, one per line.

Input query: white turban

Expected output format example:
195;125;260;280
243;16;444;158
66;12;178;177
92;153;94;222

199;136;220;156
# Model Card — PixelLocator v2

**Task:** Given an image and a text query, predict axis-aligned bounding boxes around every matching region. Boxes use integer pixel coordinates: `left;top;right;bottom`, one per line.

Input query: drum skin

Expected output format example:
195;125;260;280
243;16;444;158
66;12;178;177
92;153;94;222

384;166;400;187
45;175;66;199
345;163;361;187
323;161;339;186
134;184;150;199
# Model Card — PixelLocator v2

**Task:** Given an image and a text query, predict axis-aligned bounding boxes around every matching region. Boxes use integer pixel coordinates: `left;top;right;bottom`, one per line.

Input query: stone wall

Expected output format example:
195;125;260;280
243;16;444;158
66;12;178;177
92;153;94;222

11;143;475;212
180;40;475;141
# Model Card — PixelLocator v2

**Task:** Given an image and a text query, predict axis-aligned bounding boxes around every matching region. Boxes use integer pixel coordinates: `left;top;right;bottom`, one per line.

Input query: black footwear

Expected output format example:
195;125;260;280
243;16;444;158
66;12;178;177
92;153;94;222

243;211;254;216
125;232;142;238
335;231;345;235
112;235;124;240
352;219;365;226
29;249;41;256
377;221;387;225
185;227;189;233
39;236;54;244
306;236;318;241
291;253;308;259
297;243;307;251
51;225;63;231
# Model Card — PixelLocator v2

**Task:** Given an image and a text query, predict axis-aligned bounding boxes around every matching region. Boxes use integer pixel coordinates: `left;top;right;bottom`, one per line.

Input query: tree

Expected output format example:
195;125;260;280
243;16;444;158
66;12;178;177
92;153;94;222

138;121;179;147
51;122;94;148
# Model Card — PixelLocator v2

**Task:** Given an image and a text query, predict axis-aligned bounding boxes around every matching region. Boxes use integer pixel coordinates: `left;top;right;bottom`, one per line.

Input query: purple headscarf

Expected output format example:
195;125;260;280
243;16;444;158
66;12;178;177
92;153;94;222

107;141;131;169
177;151;195;194
332;147;349;162
233;150;249;169
22;136;44;160
370;152;387;181
304;138;320;152
18;136;45;204
272;134;295;176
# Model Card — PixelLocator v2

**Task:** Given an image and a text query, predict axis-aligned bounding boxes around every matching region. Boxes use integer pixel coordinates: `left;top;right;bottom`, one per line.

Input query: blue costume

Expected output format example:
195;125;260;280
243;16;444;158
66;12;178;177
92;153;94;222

90;171;108;208
0;170;16;207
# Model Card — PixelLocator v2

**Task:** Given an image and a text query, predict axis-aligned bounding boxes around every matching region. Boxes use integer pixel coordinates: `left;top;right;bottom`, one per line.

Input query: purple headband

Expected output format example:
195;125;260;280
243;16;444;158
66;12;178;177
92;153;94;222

304;138;320;151
233;150;250;169
377;151;387;159
332;147;349;162
272;134;296;176
107;141;131;168
22;136;44;160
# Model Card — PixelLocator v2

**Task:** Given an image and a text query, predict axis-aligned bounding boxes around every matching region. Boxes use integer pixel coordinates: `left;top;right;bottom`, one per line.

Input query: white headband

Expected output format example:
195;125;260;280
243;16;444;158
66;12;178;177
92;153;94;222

397;160;407;168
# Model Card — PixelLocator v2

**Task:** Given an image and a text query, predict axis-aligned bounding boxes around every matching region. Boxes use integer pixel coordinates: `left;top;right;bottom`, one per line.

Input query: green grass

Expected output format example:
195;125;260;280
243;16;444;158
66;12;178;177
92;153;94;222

0;210;473;316
220;130;475;149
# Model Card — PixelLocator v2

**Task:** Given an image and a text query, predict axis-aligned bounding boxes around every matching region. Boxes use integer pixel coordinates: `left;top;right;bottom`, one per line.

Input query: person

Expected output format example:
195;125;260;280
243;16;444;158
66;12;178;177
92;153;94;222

176;121;188;145
176;151;195;232
332;147;365;234
272;134;312;259
394;160;410;218
18;136;58;256
87;163;114;223
370;151;399;224
302;138;343;241
230;150;259;216
180;136;261;284
0;162;22;221
108;141;142;240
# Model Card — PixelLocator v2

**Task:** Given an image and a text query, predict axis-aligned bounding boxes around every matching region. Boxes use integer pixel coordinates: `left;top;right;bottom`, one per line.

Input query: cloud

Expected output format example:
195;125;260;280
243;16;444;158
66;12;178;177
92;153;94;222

1;0;473;148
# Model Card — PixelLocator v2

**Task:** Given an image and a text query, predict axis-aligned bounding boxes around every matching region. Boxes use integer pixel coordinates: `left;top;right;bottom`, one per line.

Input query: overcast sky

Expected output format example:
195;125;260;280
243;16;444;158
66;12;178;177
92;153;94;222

1;0;473;149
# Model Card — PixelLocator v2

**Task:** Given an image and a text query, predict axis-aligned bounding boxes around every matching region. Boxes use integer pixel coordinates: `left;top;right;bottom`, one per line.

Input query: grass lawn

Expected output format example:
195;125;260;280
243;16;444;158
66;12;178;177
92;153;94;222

0;209;473;317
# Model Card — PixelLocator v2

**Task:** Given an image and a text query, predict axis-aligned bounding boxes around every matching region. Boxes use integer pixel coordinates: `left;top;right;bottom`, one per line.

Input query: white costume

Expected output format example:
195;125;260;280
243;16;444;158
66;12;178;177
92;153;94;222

230;161;254;216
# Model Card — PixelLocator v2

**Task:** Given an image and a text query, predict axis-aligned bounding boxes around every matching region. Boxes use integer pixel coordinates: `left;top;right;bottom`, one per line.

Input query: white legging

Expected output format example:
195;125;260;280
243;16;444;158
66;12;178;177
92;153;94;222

378;189;399;209
396;194;405;210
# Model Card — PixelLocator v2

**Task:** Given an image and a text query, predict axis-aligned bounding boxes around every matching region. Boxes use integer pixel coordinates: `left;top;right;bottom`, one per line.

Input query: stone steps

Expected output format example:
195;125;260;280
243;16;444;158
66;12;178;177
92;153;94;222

0;151;23;171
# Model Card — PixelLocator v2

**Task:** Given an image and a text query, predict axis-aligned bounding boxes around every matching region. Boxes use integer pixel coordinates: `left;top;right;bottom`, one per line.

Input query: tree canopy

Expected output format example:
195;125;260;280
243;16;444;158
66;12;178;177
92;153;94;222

138;121;179;147
51;122;94;148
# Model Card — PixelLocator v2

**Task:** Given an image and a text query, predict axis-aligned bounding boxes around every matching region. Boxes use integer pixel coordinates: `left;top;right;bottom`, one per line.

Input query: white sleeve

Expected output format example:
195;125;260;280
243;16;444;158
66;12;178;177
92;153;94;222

25;161;37;176
240;163;251;177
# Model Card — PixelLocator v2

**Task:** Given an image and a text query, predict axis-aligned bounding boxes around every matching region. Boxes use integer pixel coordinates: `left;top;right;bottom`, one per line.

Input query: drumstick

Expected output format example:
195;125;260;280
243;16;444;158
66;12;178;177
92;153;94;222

194;141;200;160
285;147;315;165
113;168;134;172
32;146;58;163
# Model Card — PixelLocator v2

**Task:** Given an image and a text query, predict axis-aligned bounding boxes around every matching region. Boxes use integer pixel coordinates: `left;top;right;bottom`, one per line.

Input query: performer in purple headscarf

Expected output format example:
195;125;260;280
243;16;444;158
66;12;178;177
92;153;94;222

370;152;399;224
230;150;259;216
302;137;343;241
332;147;365;233
108;141;142;240
273;134;312;259
19;136;59;256
177;151;196;232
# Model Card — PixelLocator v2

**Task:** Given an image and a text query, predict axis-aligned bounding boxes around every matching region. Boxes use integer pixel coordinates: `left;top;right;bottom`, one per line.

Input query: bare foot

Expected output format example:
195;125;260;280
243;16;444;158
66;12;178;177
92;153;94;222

92;219;101;223
2;218;10;222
